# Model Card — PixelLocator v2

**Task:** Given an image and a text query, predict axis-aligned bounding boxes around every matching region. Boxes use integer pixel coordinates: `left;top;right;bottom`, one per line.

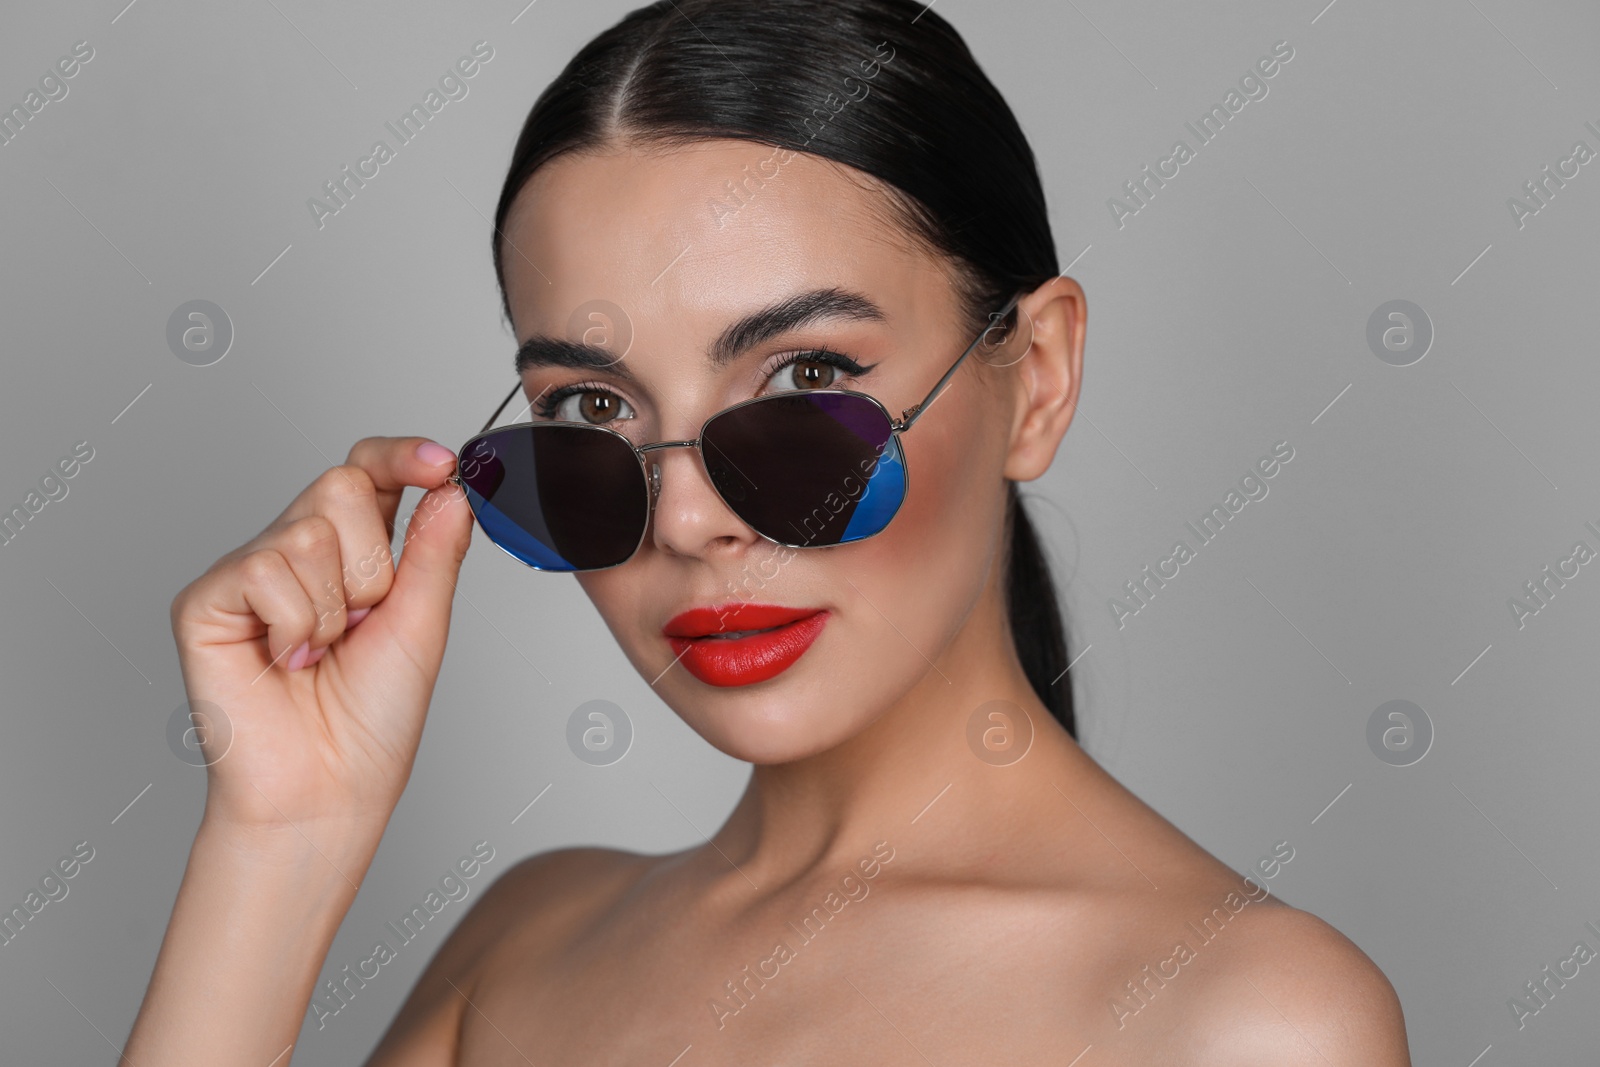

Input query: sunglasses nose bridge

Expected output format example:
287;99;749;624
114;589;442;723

637;438;701;501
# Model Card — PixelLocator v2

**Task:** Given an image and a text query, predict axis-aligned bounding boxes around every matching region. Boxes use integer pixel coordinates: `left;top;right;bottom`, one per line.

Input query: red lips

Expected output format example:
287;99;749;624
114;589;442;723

662;603;830;686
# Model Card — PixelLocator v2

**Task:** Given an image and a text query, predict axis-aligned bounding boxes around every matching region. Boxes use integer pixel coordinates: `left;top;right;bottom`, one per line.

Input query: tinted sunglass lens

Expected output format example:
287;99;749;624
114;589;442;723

457;424;648;571
701;392;906;547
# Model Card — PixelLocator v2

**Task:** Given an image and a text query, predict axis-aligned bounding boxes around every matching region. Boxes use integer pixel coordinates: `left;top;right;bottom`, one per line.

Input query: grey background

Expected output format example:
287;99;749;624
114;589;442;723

1;0;1593;1062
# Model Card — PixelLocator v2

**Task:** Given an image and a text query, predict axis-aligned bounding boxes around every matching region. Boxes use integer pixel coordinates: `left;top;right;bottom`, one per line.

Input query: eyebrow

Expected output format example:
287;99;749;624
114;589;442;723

512;287;888;381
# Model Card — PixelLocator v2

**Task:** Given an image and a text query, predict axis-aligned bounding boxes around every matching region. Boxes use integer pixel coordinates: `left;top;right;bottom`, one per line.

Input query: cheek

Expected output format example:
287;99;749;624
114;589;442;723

844;415;1005;623
574;570;651;659
894;411;1001;554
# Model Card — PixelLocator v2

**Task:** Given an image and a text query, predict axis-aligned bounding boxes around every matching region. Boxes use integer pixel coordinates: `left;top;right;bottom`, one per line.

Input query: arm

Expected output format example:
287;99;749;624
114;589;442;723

123;817;382;1065
123;436;474;1064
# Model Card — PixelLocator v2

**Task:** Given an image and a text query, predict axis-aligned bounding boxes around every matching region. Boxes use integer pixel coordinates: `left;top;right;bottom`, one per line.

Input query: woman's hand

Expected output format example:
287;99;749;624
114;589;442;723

169;436;473;845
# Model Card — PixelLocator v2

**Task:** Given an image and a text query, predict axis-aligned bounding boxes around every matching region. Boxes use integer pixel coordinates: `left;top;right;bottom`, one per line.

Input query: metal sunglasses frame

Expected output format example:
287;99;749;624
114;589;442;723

449;290;1025;572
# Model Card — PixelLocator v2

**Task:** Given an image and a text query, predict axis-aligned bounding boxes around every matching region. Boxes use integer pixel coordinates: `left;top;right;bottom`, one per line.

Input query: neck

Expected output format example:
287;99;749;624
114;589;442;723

709;572;1083;888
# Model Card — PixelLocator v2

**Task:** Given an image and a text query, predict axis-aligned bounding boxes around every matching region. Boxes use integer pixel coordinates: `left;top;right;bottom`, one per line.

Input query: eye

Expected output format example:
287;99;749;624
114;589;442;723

764;349;874;394
532;380;636;425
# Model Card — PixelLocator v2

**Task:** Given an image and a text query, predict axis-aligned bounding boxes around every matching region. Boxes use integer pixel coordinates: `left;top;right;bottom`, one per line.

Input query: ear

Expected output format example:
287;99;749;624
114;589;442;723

1000;276;1084;482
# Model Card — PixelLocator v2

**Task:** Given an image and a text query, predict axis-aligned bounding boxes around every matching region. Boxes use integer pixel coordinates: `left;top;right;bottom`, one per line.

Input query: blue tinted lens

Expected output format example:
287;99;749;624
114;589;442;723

457;424;648;571
700;392;906;547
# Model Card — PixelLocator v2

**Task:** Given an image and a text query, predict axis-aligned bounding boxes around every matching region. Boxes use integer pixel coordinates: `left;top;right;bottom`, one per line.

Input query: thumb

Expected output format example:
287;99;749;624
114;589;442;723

373;481;474;672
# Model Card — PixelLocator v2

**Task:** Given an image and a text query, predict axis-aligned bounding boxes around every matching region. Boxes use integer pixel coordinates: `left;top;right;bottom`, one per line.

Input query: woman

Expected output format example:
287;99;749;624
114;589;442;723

128;1;1411;1062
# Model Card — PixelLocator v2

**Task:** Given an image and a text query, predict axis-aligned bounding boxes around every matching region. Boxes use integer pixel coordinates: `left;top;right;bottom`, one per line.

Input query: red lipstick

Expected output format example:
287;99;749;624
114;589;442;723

662;603;830;686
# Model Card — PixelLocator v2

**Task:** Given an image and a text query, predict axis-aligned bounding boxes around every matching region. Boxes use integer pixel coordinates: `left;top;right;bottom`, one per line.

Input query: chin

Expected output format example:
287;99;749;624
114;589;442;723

648;637;885;764
589;592;871;763
677;695;872;765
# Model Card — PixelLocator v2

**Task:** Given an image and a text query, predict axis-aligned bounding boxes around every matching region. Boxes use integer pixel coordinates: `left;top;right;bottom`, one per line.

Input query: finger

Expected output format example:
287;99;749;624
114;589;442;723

267;515;350;651
261;438;457;607
287;465;396;612
268;437;457;547
212;548;319;674
344;436;460;538
358;479;473;676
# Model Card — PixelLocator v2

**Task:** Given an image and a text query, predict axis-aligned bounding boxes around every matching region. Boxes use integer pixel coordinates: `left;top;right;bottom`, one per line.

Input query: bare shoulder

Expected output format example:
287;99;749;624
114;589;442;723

472;844;654;926
1179;899;1412;1066
1046;743;1411;1063
424;844;653;974
361;845;656;1066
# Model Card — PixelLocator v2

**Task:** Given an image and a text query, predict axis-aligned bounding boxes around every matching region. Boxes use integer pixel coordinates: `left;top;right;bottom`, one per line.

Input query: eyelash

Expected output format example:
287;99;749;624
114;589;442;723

530;348;875;421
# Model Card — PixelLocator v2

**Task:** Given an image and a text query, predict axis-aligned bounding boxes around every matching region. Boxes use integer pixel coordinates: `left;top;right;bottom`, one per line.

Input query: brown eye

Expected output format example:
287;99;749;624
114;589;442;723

786;359;838;390
579;391;622;423
537;386;636;425
763;349;872;395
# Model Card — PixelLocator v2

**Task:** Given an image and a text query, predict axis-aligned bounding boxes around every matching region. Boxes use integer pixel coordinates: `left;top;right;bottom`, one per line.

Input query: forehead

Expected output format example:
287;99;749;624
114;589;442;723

498;139;953;346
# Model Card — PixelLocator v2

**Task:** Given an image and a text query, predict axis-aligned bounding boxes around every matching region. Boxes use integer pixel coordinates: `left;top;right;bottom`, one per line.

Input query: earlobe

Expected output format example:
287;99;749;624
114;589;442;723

1003;277;1085;482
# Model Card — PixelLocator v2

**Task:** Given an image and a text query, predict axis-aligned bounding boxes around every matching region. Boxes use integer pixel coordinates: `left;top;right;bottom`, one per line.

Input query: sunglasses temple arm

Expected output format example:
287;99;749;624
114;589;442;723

897;291;1024;433
448;381;526;490
469;293;1020;439
479;380;525;435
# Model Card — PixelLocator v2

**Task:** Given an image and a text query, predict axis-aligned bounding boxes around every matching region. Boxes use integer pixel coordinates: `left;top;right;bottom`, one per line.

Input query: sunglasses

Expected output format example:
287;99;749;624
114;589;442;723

449;291;1024;572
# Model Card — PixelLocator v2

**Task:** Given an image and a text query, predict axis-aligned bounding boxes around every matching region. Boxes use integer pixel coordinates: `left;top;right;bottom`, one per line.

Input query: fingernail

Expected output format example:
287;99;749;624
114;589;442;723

416;441;456;466
287;641;311;671
346;606;372;628
304;646;328;667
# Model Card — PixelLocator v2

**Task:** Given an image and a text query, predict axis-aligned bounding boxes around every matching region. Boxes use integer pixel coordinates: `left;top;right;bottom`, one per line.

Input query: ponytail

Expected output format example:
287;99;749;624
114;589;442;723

1004;483;1075;738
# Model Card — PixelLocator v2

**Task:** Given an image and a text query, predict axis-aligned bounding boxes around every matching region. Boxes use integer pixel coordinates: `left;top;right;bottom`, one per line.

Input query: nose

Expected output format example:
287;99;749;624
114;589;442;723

645;444;759;561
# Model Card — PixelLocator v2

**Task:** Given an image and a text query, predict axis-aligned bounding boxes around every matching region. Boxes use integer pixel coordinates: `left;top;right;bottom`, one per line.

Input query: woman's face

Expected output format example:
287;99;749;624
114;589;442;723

499;138;1023;764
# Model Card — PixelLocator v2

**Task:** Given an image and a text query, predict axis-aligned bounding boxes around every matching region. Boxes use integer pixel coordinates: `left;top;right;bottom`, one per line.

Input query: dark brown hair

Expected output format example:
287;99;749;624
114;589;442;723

489;0;1075;735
